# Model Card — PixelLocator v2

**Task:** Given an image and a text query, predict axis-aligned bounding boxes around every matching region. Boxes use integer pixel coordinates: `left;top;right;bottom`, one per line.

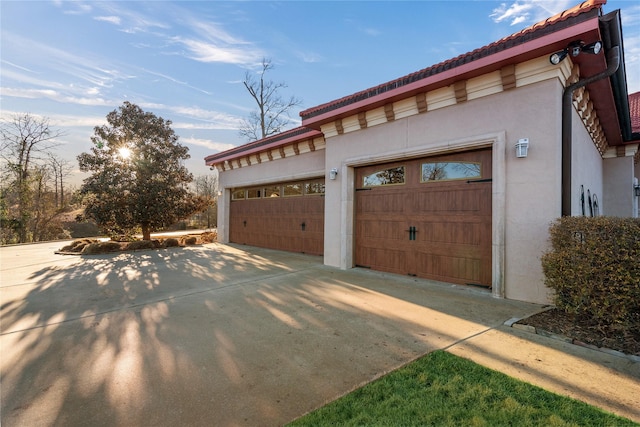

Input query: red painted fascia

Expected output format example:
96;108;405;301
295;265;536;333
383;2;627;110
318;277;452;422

204;129;323;166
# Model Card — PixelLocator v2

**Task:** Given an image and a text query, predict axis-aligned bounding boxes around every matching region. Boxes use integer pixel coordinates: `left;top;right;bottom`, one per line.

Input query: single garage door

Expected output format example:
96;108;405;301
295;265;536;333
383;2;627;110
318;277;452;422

355;149;492;287
230;179;325;256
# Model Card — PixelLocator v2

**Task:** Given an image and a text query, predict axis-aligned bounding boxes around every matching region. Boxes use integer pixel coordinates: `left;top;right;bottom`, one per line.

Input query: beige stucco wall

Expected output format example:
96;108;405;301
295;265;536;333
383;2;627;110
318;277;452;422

603;156;636;217
572;108;604;216
323;79;564;304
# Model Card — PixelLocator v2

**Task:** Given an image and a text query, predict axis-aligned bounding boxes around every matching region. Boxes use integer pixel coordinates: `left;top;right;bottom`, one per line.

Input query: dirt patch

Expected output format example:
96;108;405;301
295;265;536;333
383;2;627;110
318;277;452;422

55;231;217;255
517;308;639;357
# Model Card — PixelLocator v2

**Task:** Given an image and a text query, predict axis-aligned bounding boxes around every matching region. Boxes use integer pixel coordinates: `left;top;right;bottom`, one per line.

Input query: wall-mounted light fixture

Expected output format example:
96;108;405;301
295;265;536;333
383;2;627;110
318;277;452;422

329;168;338;180
634;183;640;197
549;40;603;65
515;138;529;158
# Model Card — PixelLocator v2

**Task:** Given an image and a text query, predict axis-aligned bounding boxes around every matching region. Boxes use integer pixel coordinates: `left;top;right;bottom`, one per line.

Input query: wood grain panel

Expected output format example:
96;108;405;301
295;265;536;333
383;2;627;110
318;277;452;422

230;187;324;256
355;149;492;287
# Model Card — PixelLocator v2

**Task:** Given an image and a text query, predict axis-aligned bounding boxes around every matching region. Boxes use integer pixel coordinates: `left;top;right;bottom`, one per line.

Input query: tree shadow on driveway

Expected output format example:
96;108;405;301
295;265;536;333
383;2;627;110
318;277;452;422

1;243;543;426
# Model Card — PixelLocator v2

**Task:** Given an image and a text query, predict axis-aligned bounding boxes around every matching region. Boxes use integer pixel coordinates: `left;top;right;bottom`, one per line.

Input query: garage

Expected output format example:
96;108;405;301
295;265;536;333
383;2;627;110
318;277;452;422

355;149;492;287
229;179;325;256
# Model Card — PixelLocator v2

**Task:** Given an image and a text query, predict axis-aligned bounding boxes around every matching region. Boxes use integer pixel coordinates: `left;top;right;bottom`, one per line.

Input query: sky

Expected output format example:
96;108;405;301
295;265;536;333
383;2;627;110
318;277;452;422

1;0;639;187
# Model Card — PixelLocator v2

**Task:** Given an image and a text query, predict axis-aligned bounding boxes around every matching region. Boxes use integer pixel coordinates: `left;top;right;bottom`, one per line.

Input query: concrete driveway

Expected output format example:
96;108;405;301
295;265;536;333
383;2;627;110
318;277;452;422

0;241;630;426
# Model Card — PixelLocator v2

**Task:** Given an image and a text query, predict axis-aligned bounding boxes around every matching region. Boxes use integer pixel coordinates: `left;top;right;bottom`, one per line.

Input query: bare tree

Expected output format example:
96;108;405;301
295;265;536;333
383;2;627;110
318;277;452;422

239;58;303;141
192;174;218;229
48;154;74;209
1;113;64;242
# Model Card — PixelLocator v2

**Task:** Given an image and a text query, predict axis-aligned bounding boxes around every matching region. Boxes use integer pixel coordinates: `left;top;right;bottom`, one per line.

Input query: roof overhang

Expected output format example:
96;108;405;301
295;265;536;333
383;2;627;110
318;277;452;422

300;11;604;129
204;127;322;167
299;2;632;147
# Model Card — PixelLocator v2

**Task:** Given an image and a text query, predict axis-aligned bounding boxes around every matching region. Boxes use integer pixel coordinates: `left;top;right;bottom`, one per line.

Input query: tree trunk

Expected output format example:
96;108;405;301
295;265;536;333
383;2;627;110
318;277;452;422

142;224;151;241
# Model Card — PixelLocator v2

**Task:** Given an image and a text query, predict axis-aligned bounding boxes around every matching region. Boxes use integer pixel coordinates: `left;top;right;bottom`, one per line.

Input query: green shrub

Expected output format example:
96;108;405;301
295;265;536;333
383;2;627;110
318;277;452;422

541;216;640;331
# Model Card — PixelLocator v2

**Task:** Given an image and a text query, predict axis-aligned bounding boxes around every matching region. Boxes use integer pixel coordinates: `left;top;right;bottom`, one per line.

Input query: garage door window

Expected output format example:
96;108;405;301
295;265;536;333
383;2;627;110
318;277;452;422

247;188;262;199
305;181;325;195
363;166;405;187
264;186;281;197
232;189;246;200
283;183;303;197
421;162;481;182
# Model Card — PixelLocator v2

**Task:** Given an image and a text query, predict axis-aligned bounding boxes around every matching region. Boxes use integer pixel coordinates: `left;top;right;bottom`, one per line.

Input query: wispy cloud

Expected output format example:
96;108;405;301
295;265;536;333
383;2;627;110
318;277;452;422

55;1;92;16
1;60;36;74
170;17;263;65
180;136;236;152
94;16;121;26
295;51;323;63
173;37;261;64
1;87;114;107
0;109;105;128
490;1;573;26
1;32;132;91
88;2;170;33
360;27;381;37
140;68;212;95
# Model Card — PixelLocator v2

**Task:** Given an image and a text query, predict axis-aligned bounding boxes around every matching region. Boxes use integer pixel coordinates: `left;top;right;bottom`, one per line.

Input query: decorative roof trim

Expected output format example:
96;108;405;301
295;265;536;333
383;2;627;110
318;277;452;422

204;127;322;166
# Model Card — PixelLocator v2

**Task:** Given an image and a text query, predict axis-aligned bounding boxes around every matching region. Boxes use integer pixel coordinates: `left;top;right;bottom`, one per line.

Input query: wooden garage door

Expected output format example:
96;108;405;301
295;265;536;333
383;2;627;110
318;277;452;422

355;149;492;287
229;180;324;256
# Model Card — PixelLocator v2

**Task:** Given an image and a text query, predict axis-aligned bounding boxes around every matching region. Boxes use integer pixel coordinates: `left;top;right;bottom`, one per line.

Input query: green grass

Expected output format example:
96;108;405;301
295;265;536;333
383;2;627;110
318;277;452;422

288;351;638;427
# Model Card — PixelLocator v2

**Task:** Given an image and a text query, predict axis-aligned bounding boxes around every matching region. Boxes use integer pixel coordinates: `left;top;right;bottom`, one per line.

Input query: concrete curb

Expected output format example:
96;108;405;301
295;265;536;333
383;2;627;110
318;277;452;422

504;316;640;363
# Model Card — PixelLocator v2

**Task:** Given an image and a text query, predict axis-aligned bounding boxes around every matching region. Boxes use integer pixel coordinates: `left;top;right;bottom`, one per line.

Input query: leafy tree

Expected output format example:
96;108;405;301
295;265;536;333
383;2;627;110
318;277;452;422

239;58;303;141
0;113;65;243
78;102;207;240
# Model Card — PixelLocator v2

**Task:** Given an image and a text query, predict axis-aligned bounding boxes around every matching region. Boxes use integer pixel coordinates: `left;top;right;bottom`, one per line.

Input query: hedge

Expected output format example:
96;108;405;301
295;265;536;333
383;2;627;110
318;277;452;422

541;216;640;331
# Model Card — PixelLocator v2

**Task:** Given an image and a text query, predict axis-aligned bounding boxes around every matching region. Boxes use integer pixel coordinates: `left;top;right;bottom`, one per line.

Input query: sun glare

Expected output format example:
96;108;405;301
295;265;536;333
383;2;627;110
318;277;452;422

118;147;132;159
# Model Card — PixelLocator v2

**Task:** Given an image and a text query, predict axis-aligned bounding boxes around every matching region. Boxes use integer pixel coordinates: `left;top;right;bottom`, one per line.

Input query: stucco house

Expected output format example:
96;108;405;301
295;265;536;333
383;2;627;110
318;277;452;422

205;0;640;305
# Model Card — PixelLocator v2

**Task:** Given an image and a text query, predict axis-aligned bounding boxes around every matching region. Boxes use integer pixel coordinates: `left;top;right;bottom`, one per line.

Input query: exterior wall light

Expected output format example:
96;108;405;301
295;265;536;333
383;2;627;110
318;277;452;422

634;184;640;198
515;138;529;158
329;168;338;180
550;50;568;65
549;40;602;65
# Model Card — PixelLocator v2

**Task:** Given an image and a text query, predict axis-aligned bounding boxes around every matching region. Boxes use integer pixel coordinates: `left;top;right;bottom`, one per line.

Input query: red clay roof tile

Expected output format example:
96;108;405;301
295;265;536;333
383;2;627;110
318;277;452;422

630;92;640;134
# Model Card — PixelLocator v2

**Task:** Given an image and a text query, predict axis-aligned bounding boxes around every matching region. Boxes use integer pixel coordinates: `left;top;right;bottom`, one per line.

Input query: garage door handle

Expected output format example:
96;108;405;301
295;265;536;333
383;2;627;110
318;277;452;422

405;226;417;240
301;222;306;231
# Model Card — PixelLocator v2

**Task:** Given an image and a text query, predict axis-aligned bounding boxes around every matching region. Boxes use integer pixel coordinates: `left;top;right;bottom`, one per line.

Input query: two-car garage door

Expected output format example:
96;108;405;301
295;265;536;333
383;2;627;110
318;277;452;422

354;149;492;287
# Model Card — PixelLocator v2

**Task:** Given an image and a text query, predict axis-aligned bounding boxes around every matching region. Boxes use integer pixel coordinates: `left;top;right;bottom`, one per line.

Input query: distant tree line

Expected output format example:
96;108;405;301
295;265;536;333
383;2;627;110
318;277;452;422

0;113;75;244
1;107;217;245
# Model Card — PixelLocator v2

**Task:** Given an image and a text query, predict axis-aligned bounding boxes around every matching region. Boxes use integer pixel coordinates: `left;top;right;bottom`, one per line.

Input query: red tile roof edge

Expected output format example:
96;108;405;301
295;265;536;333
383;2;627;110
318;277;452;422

300;0;606;120
204;126;322;165
630;91;640;134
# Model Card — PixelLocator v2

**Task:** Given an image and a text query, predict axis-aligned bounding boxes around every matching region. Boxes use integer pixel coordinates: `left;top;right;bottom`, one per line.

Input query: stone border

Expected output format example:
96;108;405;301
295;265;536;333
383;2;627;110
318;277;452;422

503;315;640;363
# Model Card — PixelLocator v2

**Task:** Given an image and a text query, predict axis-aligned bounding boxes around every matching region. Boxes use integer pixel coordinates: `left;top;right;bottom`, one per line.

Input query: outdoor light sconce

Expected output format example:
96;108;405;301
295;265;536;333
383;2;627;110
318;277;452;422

634;183;640;197
549;40;603;65
329;168;339;180
515;138;529;158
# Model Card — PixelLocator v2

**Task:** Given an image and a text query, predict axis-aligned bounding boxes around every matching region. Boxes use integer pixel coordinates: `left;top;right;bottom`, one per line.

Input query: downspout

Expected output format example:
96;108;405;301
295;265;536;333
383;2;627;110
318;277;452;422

561;46;620;216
